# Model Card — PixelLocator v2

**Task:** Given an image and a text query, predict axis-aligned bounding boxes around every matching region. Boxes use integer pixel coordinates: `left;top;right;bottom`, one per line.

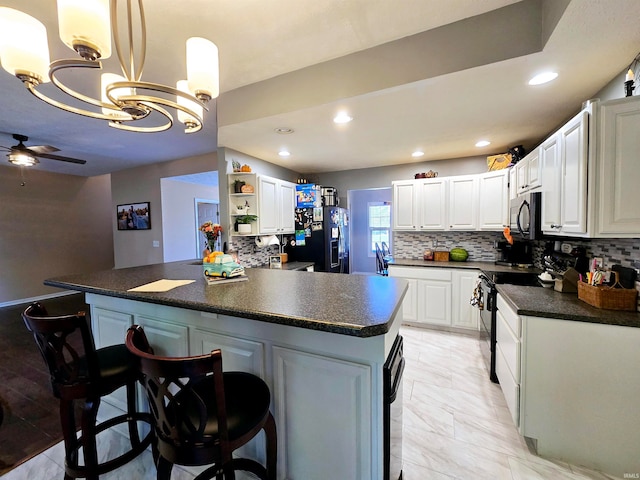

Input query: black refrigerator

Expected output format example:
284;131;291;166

289;206;349;273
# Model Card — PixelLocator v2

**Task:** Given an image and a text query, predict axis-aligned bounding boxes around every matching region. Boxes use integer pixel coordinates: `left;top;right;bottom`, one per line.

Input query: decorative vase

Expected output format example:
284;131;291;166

237;223;252;234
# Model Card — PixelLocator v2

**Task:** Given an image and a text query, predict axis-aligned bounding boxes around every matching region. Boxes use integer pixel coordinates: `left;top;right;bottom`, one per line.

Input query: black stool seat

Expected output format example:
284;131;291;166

22;302;153;480
126;325;277;480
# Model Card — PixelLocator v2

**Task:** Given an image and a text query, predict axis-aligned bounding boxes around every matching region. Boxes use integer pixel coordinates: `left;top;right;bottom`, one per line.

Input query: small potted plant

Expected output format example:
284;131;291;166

236;214;257;234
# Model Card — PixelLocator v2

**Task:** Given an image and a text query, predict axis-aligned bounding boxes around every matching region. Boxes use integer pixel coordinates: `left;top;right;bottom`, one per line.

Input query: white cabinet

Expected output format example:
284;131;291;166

559;111;589;234
136;316;189;357
595;96;640;236
392;172;508;232
257;175;296;234
541;111;589;236
448;175;478;230
272;346;372;480
417;276;452;326
388;266;479;330
191;327;265;377
401;278;419;322
495;294;521;429
451;270;479;329
392;180;419;230
515;148;541;195
478;170;509;231
508;167;518;201
540;133;562;232
417;179;448;230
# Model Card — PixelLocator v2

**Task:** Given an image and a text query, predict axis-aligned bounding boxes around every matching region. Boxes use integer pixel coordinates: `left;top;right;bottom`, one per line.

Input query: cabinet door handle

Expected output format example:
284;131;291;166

550;224;562;229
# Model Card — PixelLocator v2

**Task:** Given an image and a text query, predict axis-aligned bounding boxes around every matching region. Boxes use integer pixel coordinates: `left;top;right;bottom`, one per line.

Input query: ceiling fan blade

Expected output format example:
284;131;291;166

35;152;87;165
28;145;60;154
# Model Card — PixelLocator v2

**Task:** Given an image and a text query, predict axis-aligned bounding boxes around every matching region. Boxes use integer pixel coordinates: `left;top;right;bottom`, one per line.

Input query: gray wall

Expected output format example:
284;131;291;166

0;167;113;305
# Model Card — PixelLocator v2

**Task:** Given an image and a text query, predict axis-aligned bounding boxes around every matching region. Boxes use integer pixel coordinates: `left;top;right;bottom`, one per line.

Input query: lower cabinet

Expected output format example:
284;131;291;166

495;295;521;429
272;346;372;479
388;266;478;330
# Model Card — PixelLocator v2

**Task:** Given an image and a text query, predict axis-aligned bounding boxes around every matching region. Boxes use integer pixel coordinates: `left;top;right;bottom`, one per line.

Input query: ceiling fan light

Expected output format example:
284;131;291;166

57;0;111;60
176;80;204;126
186;37;219;101
8;151;38;167
0;7;50;83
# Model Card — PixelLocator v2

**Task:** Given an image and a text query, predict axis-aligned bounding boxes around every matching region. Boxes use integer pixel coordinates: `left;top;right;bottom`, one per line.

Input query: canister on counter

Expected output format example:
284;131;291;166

423;248;434;261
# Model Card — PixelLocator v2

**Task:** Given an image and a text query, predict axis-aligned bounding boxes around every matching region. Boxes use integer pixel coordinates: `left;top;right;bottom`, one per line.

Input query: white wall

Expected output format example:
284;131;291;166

111;152;218;269
161;178;219;262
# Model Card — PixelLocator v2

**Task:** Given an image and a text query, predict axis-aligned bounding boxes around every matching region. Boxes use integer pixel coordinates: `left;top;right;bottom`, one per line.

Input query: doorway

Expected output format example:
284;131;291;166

196;199;220;255
347;187;392;275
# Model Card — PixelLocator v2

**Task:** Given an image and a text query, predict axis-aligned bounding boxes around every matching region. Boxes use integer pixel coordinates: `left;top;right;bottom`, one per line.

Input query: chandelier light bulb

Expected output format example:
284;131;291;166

187;37;219;101
57;0;112;60
0;8;50;83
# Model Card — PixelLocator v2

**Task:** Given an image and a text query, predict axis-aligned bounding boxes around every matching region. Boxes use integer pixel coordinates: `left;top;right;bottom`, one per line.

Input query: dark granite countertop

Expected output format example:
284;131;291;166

45;262;407;337
496;284;640;328
253;261;315;271
388;258;541;275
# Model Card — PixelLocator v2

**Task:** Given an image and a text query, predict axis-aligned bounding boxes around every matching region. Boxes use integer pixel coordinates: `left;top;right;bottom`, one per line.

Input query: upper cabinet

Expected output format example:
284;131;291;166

540;109;589;237
478;169;509;231
392;180;419;230
392;170;508;232
448;175;478;230
515;148;541;195
257;175;296;234
594;96;640;236
228;173;295;236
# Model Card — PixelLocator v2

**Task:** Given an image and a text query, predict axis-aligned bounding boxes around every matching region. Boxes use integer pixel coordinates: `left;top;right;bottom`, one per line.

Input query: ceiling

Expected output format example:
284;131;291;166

1;0;640;177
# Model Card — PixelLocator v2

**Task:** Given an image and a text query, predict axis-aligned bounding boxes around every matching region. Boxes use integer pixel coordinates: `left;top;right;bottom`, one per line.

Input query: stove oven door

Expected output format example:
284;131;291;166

478;274;498;383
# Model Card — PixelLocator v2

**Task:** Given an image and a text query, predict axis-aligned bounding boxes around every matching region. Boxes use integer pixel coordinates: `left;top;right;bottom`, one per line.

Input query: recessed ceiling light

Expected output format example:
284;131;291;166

475;140;491;147
275;127;294;134
278;150;291;157
412;150;424;158
528;71;558;85
333;112;353;124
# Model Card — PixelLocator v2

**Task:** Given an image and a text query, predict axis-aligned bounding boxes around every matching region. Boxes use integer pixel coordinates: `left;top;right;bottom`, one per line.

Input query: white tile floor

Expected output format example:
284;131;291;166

1;325;624;480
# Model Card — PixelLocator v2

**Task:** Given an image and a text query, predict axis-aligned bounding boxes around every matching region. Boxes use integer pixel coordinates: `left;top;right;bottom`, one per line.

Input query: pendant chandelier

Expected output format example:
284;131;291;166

0;0;219;134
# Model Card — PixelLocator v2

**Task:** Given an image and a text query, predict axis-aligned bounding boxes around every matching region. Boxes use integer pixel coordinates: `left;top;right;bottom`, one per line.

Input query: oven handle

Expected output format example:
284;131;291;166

388;358;405;403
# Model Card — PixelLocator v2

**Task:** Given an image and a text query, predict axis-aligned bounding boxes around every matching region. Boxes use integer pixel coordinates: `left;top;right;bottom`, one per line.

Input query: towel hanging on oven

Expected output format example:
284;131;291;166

470;279;484;310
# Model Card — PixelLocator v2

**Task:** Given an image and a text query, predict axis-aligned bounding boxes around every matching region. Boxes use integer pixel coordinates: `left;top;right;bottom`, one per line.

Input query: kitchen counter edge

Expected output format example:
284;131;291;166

44;262;408;338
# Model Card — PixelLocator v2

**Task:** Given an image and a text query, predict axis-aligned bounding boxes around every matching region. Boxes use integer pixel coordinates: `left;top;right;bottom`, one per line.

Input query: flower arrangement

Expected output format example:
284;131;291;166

199;221;223;252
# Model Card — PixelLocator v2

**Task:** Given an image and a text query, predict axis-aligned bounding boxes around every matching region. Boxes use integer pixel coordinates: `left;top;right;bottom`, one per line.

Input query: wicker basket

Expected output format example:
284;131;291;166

434;251;449;262
577;272;638;311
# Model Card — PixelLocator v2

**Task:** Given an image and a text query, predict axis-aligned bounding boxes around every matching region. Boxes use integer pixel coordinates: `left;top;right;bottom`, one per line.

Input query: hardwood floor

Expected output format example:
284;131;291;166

0;316;625;479
0;294;87;475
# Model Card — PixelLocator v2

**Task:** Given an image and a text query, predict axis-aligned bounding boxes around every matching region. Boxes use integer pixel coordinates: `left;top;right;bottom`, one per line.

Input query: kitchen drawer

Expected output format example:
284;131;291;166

497;294;520;337
495;343;520;429
496;309;520;382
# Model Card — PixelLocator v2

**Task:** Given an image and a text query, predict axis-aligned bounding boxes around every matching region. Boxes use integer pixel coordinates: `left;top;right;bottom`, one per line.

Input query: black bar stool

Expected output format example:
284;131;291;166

22;302;153;480
125;324;277;480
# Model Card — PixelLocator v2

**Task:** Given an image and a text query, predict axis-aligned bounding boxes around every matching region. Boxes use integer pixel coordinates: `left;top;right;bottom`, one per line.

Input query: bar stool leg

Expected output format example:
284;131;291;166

80;398;100;480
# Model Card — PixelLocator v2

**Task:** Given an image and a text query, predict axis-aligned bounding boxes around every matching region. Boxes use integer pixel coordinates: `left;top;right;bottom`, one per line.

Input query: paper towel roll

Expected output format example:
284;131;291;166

255;235;279;248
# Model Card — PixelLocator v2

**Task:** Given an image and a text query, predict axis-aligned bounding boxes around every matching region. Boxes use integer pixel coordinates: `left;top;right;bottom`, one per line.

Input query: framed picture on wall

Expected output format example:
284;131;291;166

117;202;151;230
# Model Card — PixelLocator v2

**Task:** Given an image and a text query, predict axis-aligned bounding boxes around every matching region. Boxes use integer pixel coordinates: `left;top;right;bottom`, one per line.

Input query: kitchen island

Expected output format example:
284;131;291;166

45;262;408;480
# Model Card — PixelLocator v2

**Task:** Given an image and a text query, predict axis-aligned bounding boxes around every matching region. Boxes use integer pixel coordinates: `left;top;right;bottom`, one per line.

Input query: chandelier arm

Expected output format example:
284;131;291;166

111;87;205;134
21;59;135;121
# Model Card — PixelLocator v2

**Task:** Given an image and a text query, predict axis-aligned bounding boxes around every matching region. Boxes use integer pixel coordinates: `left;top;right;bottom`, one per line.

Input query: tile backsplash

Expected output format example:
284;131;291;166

392;231;503;261
393;231;640;272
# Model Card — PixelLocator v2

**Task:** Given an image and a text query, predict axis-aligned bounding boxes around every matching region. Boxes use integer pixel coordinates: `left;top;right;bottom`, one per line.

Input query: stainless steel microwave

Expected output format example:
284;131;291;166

509;191;542;240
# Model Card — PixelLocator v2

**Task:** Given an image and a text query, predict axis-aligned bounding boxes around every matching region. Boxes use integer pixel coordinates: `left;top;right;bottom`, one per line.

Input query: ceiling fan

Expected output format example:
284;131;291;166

1;134;87;167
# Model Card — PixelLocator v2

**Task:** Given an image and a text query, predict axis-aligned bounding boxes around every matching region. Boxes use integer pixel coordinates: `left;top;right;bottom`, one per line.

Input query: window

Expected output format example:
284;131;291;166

368;202;391;256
